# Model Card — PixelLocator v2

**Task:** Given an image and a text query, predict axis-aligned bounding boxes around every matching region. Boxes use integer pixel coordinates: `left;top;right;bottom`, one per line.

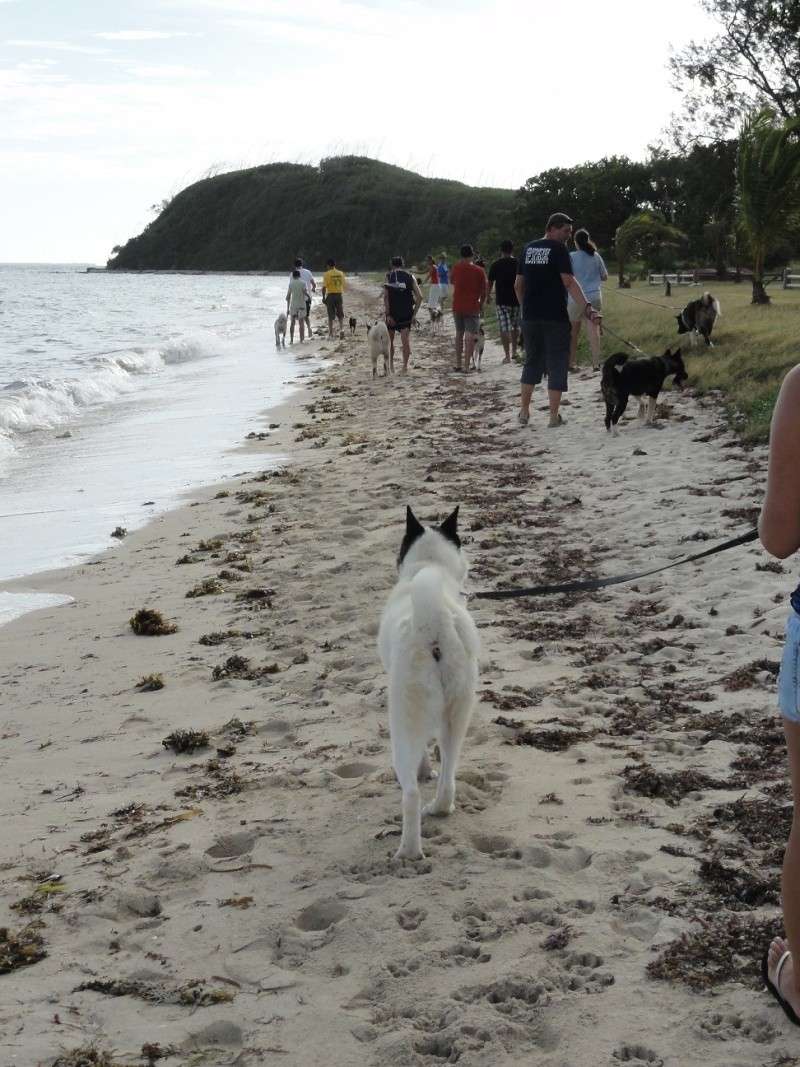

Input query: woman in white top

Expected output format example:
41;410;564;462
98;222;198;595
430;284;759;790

567;229;608;371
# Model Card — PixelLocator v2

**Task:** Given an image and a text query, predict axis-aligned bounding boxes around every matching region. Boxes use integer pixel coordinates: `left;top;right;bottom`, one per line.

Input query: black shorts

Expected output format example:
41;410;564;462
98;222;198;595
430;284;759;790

520;319;570;391
326;293;344;320
387;319;412;334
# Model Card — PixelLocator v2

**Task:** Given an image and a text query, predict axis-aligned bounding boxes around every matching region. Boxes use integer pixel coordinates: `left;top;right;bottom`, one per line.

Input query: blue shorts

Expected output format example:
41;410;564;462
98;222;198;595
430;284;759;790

778;610;800;722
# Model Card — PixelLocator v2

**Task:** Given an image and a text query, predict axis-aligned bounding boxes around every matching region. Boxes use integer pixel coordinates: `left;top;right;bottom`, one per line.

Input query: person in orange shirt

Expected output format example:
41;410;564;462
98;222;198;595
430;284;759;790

450;244;487;373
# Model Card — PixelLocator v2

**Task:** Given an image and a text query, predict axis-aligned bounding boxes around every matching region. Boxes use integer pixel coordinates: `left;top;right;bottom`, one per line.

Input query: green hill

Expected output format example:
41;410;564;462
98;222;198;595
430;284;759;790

107;156;517;271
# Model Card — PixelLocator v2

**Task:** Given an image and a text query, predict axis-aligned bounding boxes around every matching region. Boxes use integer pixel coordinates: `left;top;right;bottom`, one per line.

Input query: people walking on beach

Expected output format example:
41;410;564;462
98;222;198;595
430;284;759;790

424;255;441;310
487;240;519;364
568;229;607;371
294;258;317;330
514;212;601;428
759;363;800;1025
450;244;487;373
322;258;346;340
384;256;423;372
437;253;450;308
286;269;310;343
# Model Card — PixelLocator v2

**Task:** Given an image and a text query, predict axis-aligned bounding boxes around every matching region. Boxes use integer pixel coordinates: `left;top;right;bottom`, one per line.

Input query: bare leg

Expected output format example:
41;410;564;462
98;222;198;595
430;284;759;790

464;332;476;371
767;720;800;1015
548;388;562;421
400;329;411;371
587;315;601;368
499;330;511;362
454;327;464;369
520;382;534;419
290;316;296;344
569;320;581;370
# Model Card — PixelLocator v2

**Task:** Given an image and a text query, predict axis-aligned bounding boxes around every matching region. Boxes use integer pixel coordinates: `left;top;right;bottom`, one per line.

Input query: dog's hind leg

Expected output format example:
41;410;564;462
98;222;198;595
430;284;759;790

423;710;469;818
646;395;658;424
636;398;647;420
392;730;426;860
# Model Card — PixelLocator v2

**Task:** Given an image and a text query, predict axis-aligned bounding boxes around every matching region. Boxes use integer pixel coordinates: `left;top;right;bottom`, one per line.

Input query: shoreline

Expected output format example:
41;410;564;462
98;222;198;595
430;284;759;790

0;282;793;1066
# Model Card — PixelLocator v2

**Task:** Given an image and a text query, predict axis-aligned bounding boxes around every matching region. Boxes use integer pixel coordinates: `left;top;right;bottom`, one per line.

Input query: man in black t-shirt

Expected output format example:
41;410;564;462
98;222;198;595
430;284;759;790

513;212;601;429
383;255;423;371
487;239;519;364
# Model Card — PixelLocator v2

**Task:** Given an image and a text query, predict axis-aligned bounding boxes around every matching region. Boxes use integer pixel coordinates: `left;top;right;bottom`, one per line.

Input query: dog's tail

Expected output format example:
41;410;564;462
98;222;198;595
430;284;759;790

409;566;463;667
601;352;627;385
711;296;721;317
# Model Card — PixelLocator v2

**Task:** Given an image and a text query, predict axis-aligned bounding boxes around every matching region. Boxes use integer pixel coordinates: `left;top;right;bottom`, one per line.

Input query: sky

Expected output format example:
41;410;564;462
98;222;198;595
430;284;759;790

1;0;715;263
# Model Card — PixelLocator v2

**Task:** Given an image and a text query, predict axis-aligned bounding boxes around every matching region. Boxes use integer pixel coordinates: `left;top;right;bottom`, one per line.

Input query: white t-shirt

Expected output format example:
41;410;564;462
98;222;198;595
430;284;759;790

290;266;315;297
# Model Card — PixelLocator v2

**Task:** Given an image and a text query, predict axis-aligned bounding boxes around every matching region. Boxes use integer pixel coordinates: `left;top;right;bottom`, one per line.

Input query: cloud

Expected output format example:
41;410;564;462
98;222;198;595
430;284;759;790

125;64;209;79
5;39;110;54
93;30;196;41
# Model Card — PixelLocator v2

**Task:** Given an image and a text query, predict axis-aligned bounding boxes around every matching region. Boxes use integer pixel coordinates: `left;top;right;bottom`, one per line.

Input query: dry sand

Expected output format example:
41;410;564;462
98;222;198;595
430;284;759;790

0;280;793;1066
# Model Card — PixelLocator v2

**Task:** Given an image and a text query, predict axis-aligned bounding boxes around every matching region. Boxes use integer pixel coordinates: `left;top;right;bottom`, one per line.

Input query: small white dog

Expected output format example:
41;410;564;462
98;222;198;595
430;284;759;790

274;312;287;349
378;506;480;861
428;306;443;334
367;320;393;378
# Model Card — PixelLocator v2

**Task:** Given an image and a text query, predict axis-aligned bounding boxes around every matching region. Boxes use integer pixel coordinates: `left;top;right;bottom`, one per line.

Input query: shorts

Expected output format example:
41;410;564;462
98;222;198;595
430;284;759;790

778;610;800;721
520;319;570;392
387;319;412;334
453;311;480;335
567;293;602;323
496;305;520;333
326;292;344;320
290;307;307;320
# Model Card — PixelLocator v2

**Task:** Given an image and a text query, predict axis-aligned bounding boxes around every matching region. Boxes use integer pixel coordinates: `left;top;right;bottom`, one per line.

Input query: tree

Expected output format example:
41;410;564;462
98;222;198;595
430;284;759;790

515;157;652;249
736;108;800;303
614;213;687;286
669;0;800;144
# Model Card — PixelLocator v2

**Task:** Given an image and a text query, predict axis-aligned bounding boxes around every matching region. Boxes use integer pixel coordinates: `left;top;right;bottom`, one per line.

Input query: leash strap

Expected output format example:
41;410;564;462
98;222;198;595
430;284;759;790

599;323;652;358
605;288;685;313
472;528;759;601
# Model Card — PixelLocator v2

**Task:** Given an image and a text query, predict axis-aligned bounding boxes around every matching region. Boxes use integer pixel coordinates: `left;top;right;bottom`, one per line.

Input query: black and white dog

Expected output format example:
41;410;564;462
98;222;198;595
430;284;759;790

602;348;688;435
676;292;720;347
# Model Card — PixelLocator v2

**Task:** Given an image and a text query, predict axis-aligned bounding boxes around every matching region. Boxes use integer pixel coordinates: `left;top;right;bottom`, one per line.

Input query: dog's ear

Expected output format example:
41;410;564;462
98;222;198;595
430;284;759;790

439;506;461;548
406;506;425;539
663;347;672;357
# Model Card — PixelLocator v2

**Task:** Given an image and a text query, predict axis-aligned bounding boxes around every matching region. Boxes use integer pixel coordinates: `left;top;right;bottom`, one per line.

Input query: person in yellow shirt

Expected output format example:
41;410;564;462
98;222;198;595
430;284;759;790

322;258;346;339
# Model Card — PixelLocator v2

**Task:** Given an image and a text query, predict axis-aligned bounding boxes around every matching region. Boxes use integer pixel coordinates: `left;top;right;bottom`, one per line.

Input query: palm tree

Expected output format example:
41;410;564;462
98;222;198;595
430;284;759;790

737;109;800;304
613;212;686;287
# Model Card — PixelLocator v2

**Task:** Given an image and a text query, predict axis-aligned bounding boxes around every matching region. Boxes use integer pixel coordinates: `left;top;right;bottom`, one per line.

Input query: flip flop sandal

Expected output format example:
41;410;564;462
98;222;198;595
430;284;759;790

548;414;566;428
762;950;800;1027
517;411;529;426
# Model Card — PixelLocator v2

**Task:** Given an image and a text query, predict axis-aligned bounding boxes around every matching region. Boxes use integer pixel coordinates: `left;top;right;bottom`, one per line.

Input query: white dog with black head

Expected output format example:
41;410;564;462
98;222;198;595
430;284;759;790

378;506;479;861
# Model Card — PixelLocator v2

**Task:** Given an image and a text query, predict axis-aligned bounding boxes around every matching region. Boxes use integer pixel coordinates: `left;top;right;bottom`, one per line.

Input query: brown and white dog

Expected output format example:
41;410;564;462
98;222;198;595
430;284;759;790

676;292;720;347
428;306;443;335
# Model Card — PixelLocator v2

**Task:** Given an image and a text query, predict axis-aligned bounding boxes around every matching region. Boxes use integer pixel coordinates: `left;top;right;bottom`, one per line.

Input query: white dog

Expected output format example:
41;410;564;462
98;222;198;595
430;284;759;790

469;324;486;371
368;320;392;378
274;312;287;349
378;506;479;861
428;306;443;335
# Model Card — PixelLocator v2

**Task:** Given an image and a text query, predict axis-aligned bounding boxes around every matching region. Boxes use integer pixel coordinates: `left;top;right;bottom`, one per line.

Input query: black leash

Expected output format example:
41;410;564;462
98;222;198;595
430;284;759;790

472;528;759;601
598;322;653;358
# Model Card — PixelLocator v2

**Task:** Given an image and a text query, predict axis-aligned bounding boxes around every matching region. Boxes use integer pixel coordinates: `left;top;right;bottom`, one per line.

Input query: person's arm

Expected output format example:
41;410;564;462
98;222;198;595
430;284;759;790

562;274;601;321
599;255;609;283
479;269;488;312
514;273;525;306
486;266;494;304
760;365;800;558
411;277;423;317
383;281;393;324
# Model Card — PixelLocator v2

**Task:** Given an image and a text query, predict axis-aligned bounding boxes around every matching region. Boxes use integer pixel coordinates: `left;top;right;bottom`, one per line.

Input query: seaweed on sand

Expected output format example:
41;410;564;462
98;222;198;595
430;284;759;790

721;659;780;691
174;759;244;800
211;655;279;680
694;796;792;852
129;609;177;636
647;914;782;990
493;716;591;751
51;1047;120;1067
0;922;46;973
74;976;234;1006
199;629;241;645
622;763;745;806
162;729;209;754
698;857;779;908
185;577;224;598
136;674;164;692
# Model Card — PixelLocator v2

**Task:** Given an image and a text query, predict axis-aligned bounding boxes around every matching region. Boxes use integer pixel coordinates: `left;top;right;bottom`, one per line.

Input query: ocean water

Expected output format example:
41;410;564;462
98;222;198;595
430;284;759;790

0;264;311;621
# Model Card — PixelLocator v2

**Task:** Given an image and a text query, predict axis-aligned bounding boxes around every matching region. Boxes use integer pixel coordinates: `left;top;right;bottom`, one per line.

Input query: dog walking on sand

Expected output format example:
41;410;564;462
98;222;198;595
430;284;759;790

378;506;479;861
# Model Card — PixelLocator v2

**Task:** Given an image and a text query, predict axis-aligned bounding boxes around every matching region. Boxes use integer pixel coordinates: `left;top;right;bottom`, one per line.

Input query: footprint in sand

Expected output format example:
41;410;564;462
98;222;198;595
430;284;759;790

333;761;378;779
696;1009;777;1044
525;842;593;872
470;833;522;859
612;1045;664;1066
295;900;348;932
439;942;491;966
184;1021;243;1055
205;830;258;859
396;905;427;930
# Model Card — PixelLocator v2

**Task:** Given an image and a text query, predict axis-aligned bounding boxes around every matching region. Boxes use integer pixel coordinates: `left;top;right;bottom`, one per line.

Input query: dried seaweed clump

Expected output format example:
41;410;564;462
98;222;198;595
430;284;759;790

722;659;780;691
0;922;47;973
110;526;127;539
199;629;241;645
622;763;743;806
647;914;781;990
74;976;234;1006
136;674;164;692
162;729;210;754
129;609;177;636
698;857;779;908
51;1047;120;1067
185;577;224;598
493;715;589;751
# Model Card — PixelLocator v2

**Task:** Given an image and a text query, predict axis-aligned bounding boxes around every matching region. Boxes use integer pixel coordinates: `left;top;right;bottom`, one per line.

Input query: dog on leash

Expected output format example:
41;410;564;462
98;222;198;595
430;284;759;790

602;348;688;435
367;320;393;377
676;292;720;347
469;324;486;371
378;506;480;861
428;306;443;334
274;313;287;349
349;316;358;335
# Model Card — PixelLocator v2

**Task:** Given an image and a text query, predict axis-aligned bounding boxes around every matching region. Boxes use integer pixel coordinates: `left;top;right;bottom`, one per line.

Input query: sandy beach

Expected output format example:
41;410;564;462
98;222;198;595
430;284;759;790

0;279;793;1067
